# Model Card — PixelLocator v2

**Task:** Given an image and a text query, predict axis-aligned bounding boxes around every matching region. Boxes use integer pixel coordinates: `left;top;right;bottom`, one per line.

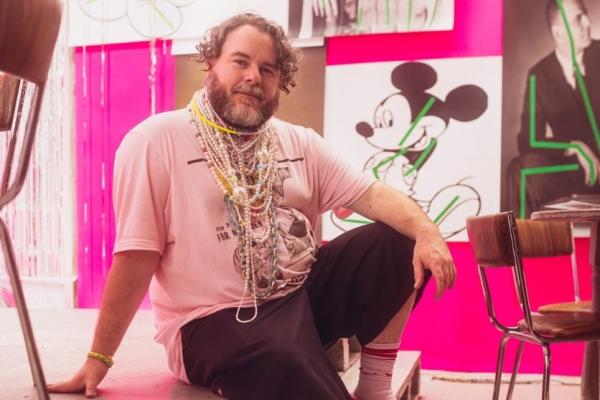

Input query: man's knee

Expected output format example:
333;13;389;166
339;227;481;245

363;222;416;252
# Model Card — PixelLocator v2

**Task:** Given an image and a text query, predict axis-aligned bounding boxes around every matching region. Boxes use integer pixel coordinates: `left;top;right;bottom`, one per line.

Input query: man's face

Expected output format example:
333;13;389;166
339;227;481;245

205;24;281;130
552;1;592;52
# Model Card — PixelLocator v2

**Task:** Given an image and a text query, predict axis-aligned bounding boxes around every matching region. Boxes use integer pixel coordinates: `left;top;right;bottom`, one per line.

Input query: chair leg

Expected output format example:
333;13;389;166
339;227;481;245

493;334;511;400
506;340;524;400
541;344;551;400
0;219;49;400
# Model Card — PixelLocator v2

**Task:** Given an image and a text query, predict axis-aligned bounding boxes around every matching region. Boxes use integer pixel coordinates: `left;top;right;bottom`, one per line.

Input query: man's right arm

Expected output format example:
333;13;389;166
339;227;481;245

48;250;160;398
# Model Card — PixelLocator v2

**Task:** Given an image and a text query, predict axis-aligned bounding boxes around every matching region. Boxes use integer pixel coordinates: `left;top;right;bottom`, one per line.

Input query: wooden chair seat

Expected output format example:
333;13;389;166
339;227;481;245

518;312;600;338
538;300;592;314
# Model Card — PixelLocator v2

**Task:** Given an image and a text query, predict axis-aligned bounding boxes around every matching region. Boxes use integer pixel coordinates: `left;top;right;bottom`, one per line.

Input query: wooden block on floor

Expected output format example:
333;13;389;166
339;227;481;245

341;350;421;399
327;337;361;372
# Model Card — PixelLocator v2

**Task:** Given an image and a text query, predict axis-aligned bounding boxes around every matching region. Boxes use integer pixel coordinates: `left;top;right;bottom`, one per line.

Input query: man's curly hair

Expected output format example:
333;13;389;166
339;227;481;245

194;13;300;94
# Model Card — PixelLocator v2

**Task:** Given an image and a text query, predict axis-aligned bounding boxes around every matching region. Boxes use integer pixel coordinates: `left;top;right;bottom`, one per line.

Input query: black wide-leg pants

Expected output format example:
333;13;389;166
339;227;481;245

181;222;431;400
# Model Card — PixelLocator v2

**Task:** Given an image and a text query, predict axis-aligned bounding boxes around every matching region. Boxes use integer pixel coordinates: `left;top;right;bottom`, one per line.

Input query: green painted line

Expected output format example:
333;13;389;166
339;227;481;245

150;1;175;30
524;74;596;217
556;0;600;153
356;6;363;31
519;164;580;218
429;0;441;27
529;74;597;184
404;137;437;176
407;0;413;30
342;218;372;225
386;0;391;29
371;96;436;180
433;195;460;224
574;68;600;152
372;148;408;180
529;74;536;145
573;142;597;184
399;97;436;147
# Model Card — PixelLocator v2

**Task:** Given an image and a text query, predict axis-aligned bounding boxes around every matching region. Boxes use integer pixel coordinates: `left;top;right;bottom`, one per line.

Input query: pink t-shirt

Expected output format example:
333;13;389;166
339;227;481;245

113;107;374;382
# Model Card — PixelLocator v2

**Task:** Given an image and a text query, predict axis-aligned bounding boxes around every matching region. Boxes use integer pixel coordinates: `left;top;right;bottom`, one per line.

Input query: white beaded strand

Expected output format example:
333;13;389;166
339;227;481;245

188;90;281;323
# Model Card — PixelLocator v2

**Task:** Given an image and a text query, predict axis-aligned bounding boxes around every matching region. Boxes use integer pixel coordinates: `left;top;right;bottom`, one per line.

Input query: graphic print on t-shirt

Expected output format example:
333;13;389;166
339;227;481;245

232;163;317;294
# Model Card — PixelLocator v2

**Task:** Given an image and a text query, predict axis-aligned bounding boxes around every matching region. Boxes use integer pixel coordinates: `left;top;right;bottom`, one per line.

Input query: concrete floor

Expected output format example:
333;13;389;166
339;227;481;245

1;308;581;399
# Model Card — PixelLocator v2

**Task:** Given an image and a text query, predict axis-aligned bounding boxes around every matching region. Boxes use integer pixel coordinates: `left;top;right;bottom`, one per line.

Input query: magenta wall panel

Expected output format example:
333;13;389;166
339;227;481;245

326;0;503;65
75;40;174;308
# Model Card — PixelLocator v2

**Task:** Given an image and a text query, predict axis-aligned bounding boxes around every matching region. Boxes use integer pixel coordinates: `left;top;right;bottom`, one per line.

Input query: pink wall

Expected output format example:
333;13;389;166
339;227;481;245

75;40;174;308
74;0;589;376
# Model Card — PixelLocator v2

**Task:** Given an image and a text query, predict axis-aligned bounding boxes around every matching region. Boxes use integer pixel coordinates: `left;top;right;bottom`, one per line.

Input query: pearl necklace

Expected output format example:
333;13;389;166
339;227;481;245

188;90;280;323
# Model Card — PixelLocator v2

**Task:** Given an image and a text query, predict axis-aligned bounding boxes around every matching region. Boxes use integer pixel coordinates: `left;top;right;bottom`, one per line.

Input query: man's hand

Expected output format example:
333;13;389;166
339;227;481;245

47;358;109;398
349;181;457;299
566;140;600;186
412;226;455;299
46;250;159;398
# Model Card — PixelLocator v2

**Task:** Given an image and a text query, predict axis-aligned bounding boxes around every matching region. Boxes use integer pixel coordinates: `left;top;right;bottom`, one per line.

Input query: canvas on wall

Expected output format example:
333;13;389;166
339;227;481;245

67;0;288;47
288;0;454;39
322;57;502;241
67;0;454;47
501;0;600;219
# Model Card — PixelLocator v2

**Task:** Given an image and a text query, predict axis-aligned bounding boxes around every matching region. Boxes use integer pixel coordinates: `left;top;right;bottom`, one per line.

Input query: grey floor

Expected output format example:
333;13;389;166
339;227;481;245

1;308;581;399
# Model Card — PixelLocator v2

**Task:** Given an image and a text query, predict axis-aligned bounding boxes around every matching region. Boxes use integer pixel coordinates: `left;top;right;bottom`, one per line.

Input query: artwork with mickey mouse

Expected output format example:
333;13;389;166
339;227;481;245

323;57;502;240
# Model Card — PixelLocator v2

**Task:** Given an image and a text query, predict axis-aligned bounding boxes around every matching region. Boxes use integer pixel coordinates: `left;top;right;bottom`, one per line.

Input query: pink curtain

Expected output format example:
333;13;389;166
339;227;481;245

75;40;174;309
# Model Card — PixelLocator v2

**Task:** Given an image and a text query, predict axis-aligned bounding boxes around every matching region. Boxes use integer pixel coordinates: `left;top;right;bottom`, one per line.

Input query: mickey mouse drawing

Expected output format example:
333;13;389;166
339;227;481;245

332;62;488;238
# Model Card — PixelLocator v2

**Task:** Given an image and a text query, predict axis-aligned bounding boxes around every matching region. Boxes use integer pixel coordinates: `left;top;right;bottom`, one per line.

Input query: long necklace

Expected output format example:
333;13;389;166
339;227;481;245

188;90;280;323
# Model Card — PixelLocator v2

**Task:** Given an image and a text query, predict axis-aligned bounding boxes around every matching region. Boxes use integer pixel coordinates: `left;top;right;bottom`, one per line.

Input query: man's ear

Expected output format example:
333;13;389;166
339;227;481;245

550;24;565;42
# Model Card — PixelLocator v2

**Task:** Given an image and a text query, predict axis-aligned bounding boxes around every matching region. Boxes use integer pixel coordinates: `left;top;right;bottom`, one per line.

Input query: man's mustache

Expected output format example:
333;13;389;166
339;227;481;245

233;85;265;101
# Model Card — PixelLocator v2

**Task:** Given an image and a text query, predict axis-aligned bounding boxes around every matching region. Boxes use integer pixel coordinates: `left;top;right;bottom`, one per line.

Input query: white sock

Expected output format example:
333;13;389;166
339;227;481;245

353;343;397;400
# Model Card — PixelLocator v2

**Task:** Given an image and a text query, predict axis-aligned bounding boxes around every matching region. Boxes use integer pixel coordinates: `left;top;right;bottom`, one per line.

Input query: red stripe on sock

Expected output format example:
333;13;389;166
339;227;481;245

361;347;397;359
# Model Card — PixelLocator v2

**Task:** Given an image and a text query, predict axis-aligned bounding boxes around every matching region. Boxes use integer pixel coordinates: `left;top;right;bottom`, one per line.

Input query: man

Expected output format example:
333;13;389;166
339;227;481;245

48;13;454;399
508;0;600;217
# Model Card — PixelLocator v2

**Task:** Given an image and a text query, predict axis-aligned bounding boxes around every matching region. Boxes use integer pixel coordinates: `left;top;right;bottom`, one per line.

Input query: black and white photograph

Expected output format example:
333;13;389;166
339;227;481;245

502;0;600;218
287;0;454;39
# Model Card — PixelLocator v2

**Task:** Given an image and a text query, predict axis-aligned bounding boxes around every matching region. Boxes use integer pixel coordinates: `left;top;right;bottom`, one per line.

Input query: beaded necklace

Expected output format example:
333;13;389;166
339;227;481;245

188;90;280;323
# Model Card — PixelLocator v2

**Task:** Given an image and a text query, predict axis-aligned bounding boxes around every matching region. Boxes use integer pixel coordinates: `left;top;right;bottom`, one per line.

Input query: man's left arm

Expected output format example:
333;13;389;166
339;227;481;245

349;181;456;299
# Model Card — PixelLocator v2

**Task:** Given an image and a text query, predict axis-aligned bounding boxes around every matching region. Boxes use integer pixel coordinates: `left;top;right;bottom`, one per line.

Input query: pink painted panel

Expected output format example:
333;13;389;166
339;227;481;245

75;40;174;309
326;0;503;65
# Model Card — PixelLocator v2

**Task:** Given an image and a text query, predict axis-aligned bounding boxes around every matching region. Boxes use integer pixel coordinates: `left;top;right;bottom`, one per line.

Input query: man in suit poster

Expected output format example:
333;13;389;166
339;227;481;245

503;0;600;217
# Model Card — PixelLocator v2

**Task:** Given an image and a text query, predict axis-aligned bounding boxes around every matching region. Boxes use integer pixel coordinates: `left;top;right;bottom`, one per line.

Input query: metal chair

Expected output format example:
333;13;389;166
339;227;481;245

466;211;600;400
0;1;62;399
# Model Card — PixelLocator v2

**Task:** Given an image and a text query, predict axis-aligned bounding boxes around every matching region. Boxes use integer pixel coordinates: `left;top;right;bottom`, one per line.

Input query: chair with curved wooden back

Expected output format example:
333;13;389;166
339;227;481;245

0;1;62;399
466;212;600;400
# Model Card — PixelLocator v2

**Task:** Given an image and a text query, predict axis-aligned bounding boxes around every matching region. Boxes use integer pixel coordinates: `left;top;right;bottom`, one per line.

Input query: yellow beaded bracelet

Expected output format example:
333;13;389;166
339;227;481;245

87;351;114;368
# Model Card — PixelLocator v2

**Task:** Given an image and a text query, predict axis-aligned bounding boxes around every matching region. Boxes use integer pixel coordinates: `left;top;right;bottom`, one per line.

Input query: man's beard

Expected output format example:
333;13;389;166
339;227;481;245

205;73;279;131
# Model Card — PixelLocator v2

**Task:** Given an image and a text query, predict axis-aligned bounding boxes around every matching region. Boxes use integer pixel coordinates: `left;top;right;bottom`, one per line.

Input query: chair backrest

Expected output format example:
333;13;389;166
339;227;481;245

0;0;62;85
467;212;572;268
0;75;20;131
466;212;573;335
0;0;62;209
